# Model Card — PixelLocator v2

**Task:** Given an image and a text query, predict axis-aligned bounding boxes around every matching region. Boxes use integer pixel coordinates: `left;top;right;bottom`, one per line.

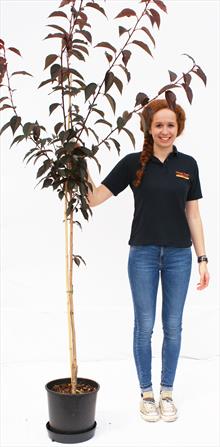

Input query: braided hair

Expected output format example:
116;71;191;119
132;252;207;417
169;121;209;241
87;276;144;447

133;99;186;188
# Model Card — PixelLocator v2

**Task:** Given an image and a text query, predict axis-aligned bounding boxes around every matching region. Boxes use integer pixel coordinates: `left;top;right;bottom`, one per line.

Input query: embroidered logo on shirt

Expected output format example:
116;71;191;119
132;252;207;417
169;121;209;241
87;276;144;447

175;170;190;180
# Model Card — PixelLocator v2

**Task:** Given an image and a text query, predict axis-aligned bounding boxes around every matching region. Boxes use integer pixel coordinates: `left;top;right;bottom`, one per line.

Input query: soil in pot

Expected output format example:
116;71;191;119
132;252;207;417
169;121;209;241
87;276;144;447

52;381;96;394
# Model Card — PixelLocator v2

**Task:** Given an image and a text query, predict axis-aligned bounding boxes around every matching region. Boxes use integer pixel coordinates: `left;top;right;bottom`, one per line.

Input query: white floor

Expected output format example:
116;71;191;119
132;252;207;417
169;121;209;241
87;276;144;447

1;356;219;447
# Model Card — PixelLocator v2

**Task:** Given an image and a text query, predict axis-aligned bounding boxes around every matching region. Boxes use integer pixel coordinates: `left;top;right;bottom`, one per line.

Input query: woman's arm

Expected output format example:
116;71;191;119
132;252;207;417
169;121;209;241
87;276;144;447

87;169;113;207
185;200;210;290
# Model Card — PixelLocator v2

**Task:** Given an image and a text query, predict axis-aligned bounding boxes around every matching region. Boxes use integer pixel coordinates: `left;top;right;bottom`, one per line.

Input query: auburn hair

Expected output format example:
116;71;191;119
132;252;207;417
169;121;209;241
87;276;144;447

133;99;186;188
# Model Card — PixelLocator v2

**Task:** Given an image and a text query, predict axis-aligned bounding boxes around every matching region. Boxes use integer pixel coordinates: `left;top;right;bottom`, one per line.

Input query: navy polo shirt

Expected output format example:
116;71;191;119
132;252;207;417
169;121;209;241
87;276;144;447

101;145;203;247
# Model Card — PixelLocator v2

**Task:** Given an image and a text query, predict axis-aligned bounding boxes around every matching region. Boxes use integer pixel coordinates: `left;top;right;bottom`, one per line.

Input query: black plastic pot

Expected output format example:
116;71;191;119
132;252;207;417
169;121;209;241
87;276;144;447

45;377;100;444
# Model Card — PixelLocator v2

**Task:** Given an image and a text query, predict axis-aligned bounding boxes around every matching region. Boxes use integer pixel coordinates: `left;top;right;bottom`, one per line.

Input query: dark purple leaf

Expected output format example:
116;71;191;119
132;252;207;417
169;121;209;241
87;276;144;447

104;71;114;93
48;10;68;18
122;50;131;67
86;2;107;17
165;90;176;110
131;40;153;57
115;8;136;19
140;27;156;47
85;82;97;101
182;83;193;104
10;115;21;134
193;65;207;86
135;92;149;107
149;8;161;28
168;70;177;82
158;83;180;95
95;41;116;53
8;47;22;57
44;54;58;70
152;0;167;13
11;70;33;77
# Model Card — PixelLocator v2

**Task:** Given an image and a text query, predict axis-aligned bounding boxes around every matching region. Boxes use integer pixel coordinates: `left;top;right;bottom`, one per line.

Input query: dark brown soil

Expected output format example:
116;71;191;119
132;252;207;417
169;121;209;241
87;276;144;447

52;382;96;394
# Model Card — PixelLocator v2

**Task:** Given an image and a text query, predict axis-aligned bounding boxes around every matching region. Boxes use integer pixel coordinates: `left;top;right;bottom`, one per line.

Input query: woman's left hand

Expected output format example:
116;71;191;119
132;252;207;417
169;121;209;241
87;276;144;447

197;262;210;290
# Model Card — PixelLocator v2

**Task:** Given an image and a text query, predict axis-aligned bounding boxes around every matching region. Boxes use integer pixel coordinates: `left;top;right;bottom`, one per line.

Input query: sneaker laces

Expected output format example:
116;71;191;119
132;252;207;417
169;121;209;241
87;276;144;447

143;398;157;412
161;397;176;412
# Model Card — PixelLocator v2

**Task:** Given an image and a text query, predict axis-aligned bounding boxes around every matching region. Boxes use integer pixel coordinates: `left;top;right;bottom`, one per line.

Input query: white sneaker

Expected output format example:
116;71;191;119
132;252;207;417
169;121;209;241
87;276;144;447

140;391;160;422
159;390;178;422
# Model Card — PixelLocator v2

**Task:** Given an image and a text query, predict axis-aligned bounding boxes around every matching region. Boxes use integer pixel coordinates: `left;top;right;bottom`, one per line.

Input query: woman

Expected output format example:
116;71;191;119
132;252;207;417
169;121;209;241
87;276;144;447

86;99;210;422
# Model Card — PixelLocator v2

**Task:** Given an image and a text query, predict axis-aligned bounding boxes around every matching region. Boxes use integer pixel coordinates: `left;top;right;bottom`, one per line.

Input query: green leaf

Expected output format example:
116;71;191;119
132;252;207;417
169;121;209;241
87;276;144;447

113;76;123;94
131;40;153;57
0;121;11;136
122;127;135;148
115;8;137;19
95;42;116;53
86;2;107;18
95;119;112;128
105;93;116;114
10;116;21;134
49;103;60;115
109;138;120;154
85;82;97;101
44;54;58;70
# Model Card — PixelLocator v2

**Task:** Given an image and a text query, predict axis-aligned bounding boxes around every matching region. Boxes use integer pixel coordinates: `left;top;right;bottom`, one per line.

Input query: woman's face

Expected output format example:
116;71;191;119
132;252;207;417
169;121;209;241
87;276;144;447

149;108;178;149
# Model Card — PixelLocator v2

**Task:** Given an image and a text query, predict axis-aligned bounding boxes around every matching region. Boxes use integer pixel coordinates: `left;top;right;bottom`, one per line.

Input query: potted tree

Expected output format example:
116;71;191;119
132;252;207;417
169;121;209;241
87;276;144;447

0;0;206;443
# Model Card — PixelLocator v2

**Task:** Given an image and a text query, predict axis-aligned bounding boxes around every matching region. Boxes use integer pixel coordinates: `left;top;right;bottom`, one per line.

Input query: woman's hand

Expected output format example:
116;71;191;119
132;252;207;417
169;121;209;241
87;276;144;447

197;262;210;290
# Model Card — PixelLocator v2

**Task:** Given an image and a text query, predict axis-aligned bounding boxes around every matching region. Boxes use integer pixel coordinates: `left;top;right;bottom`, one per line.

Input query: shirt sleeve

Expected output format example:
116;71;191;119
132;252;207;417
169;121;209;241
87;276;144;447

101;154;131;196
187;160;203;201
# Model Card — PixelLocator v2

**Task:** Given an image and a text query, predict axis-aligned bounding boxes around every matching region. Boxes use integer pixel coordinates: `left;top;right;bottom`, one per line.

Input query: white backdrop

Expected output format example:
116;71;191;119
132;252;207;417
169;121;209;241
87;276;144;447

0;2;219;445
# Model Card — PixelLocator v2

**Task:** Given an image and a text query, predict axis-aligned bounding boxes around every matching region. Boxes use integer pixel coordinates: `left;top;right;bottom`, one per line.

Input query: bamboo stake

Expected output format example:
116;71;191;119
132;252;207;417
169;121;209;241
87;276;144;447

63;70;78;394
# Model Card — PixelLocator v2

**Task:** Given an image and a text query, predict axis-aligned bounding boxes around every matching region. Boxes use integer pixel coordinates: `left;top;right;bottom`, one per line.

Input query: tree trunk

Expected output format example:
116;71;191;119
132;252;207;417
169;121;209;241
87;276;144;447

64;187;78;394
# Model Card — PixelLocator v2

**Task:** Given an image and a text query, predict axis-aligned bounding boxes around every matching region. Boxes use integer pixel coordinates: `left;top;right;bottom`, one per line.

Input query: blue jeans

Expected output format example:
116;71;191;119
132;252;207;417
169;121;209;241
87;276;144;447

127;245;192;392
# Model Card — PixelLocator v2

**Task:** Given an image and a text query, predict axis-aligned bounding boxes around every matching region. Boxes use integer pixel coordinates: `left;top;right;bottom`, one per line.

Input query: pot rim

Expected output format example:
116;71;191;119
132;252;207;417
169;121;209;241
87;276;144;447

45;377;100;395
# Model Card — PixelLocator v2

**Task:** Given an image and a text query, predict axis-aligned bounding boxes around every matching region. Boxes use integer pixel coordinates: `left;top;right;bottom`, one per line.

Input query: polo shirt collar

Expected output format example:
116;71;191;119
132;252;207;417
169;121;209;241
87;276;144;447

151;145;178;163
